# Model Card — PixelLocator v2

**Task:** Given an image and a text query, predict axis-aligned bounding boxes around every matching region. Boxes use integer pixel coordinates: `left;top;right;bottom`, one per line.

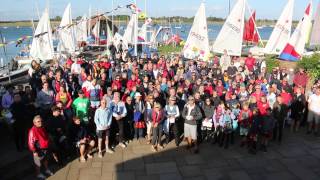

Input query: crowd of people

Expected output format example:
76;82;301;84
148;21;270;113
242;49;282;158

1;49;320;179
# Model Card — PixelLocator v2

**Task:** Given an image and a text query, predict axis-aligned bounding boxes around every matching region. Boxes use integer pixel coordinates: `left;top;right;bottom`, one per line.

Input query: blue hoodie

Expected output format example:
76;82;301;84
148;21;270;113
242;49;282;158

94;106;113;130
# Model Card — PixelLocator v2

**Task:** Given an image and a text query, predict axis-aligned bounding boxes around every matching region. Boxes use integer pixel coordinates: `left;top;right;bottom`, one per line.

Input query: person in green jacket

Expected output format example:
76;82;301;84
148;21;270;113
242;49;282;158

72;90;90;124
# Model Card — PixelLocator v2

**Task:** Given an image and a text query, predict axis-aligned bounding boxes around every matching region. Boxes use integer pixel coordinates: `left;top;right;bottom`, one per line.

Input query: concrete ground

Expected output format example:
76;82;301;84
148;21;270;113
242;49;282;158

1;124;320;180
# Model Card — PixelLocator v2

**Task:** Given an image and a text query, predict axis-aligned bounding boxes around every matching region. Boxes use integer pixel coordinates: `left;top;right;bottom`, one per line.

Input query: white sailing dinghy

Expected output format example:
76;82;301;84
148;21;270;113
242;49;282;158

183;2;210;61
92;17;101;44
113;33;128;51
212;0;246;56
123;14;138;46
76;15;88;43
138;18;152;43
264;0;294;55
106;23;113;46
309;2;320;47
30;8;54;61
0;8;54;83
57;3;77;54
279;1;313;61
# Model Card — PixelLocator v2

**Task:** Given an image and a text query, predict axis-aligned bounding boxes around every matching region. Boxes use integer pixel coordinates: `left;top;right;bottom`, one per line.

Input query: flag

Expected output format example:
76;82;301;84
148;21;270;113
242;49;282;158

127;4;141;13
243;11;259;44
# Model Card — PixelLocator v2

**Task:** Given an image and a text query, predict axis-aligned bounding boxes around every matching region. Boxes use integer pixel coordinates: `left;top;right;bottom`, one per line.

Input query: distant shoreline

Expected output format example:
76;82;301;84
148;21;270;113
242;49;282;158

0;19;298;27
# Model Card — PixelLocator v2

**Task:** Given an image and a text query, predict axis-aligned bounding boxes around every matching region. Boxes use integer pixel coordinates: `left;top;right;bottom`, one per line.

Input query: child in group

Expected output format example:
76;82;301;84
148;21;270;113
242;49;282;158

260;108;275;152
219;106;235;149
133;93;145;140
212;102;224;145
230;104;241;144
201;97;215;142
238;102;253;147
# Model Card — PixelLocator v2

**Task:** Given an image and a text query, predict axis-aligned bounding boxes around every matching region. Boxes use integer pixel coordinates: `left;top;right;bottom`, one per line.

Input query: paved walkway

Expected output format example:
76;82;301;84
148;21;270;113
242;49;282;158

47;129;320;180
1;127;320;180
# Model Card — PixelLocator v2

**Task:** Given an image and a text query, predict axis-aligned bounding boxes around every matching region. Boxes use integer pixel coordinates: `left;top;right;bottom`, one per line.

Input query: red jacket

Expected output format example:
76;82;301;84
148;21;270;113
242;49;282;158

28;126;49;152
111;80;122;91
293;72;308;88
251;92;265;102
245;57;256;71
204;85;213;95
99;61;111;70
257;101;269;116
280;92;292;105
127;79;140;91
152;110;164;124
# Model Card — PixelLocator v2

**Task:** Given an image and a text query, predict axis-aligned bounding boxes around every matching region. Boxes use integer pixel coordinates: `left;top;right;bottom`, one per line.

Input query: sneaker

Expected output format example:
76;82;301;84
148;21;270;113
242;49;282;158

151;146;157;152
45;169;53;176
106;149;114;154
98;152;103;158
79;157;86;163
37;173;46;179
119;143;127;148
87;154;93;159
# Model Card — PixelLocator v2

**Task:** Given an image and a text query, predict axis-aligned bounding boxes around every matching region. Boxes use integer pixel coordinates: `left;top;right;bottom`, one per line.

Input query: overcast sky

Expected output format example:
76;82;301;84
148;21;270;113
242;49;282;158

0;0;316;21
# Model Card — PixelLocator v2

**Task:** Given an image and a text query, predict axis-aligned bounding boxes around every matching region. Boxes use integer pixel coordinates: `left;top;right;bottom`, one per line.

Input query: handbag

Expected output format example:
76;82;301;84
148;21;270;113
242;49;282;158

133;111;142;122
135;121;145;129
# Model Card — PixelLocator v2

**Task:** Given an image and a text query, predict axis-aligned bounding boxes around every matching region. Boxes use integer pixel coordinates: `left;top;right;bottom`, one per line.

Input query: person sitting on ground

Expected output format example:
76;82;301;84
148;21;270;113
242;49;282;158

68;116;95;162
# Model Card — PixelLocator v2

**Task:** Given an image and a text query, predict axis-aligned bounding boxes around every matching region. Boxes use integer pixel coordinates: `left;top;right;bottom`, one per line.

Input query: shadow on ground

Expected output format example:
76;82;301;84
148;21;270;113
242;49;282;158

1;124;320;180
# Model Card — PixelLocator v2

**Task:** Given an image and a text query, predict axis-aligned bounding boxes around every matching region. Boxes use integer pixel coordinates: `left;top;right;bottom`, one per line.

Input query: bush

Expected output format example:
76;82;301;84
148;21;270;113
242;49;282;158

158;44;183;55
264;55;280;73
298;54;320;79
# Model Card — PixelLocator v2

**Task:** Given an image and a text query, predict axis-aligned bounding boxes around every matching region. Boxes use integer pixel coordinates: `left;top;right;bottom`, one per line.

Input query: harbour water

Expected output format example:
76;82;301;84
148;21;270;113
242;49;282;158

0;24;274;64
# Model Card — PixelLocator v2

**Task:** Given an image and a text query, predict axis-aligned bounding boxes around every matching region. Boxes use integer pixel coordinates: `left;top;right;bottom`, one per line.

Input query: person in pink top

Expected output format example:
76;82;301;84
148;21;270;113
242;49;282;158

245;52;256;71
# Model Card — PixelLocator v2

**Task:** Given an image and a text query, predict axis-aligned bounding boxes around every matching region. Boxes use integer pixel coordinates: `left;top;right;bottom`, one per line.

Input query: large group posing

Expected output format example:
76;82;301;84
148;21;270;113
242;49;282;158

2;48;320;179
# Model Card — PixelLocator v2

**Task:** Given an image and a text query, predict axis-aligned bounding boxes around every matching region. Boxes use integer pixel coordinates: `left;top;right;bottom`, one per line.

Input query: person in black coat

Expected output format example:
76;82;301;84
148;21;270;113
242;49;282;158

272;96;288;143
124;96;134;141
11;94;27;151
290;87;306;132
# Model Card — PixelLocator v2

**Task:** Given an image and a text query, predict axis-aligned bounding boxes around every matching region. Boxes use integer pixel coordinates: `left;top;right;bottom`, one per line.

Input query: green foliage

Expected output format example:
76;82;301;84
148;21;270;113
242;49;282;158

264;55;280;73
53;16;62;21
298;54;320;79
158;45;183;55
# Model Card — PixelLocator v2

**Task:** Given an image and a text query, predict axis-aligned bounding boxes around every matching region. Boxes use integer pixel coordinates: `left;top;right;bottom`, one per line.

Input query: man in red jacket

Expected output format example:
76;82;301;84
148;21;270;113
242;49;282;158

293;68;308;89
126;74;140;91
28;115;53;179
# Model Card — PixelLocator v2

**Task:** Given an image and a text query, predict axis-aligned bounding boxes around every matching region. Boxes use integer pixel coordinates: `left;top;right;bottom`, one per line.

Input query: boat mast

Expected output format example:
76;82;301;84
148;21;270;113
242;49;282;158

112;0;114;36
134;0;138;57
0;29;10;82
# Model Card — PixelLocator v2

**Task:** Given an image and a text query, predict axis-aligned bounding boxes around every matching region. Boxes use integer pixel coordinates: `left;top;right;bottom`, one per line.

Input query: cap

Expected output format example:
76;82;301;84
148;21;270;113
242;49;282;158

134;92;142;98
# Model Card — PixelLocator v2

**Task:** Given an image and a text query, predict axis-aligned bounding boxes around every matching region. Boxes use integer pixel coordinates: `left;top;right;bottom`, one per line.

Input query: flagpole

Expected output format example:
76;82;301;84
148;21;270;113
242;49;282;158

229;0;231;15
112;0;114;35
134;0;138;57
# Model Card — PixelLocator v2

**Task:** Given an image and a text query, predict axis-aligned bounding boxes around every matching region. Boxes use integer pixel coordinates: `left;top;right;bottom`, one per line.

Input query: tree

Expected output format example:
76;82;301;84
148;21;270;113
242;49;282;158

53;16;61;21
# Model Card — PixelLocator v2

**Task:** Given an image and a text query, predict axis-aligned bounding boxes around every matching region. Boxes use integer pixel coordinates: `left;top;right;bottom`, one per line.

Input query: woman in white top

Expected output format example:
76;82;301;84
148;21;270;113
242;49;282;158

164;96;180;146
144;95;154;144
307;86;320;135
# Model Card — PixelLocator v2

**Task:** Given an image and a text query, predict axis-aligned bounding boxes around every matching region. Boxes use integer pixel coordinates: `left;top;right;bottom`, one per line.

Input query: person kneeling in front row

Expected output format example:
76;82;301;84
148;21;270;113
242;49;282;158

68;116;95;162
